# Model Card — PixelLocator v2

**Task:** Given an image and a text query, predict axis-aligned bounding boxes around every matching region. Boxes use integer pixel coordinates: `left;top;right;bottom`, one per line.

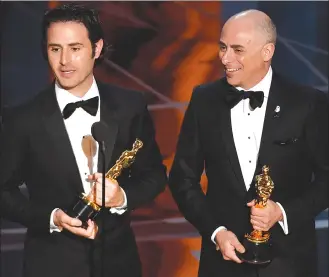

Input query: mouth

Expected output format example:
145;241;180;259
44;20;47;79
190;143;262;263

225;68;241;73
59;70;76;78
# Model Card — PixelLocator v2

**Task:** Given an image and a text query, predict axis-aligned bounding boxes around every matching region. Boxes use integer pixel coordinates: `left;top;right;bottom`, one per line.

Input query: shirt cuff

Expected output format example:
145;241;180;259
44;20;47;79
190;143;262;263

211;226;227;245
109;187;127;215
50;208;62;233
276;202;289;235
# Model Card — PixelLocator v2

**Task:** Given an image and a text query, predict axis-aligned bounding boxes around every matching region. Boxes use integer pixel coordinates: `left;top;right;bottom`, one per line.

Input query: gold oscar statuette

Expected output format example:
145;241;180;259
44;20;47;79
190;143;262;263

238;165;275;264
68;139;143;228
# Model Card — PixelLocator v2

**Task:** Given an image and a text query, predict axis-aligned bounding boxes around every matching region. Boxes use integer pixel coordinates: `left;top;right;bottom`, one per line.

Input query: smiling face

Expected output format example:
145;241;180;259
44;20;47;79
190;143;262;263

218;16;274;89
47;21;103;97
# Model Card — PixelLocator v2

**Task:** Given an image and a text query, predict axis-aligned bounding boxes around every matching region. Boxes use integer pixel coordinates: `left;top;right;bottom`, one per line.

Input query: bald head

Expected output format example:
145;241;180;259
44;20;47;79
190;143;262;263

227;9;277;45
218;9;276;89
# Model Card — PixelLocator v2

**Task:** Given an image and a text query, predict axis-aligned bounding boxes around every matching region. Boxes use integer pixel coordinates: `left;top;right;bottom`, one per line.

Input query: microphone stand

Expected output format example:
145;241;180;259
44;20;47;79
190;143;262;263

99;141;106;277
91;121;109;277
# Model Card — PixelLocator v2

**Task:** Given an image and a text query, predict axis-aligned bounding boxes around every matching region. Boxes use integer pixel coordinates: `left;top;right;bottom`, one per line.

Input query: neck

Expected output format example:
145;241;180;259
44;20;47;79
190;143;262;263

61;75;94;98
241;66;270;90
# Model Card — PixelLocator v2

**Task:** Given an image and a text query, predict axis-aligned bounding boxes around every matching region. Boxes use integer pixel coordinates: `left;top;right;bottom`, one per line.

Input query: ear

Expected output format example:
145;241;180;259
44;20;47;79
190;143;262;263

262;43;275;62
94;39;104;59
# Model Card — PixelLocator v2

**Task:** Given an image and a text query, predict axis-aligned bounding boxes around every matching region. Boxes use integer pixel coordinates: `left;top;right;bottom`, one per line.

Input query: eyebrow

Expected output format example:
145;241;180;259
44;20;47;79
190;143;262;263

48;43;84;47
219;41;245;49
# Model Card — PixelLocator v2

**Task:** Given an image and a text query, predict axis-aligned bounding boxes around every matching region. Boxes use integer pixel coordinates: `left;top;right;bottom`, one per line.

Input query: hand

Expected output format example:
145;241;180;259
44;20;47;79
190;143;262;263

247;199;283;231
53;209;98;239
88;173;125;208
215;229;245;263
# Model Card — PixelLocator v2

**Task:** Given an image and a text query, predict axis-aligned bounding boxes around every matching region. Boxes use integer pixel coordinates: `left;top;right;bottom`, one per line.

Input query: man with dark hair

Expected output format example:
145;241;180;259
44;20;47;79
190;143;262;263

169;9;328;277
0;4;167;277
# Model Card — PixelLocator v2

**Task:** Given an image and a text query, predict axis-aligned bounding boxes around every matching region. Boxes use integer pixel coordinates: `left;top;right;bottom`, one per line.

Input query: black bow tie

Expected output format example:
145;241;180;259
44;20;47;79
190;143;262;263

63;96;99;119
226;86;264;110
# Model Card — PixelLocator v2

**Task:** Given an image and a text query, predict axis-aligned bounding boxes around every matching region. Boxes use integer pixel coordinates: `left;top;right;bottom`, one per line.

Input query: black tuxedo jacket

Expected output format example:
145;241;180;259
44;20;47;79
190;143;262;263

168;73;328;277
0;82;167;277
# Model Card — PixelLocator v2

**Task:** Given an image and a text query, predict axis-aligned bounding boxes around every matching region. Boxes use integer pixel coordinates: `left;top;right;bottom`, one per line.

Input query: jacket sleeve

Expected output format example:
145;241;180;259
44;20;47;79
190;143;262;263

280;90;329;233
168;88;219;239
0;107;53;234
122;99;167;211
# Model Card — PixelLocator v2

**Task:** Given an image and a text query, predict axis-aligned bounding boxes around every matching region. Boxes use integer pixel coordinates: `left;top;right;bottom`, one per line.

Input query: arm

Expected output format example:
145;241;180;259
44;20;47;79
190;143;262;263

109;188;127;214
276;202;289;234
121;103;167;211
168;89;219;239
0;108;54;233
280;90;328;233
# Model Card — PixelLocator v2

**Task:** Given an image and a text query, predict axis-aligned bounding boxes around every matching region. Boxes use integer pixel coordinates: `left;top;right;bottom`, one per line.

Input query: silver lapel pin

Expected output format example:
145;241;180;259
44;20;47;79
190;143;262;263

274;105;280;118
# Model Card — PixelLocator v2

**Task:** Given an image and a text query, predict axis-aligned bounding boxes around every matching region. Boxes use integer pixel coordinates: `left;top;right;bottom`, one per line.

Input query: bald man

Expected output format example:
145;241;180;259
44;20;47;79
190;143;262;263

169;9;328;277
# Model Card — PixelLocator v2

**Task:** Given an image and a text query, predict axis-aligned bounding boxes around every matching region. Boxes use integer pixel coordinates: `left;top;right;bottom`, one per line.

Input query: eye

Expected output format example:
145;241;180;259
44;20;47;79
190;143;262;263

219;45;226;51
50;47;60;53
71;47;81;52
234;49;243;53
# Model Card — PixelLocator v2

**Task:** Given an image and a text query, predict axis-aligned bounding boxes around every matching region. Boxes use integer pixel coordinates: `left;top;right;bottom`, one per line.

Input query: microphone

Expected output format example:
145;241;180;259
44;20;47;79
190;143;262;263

91;121;108;210
91;121;108;277
91;121;108;152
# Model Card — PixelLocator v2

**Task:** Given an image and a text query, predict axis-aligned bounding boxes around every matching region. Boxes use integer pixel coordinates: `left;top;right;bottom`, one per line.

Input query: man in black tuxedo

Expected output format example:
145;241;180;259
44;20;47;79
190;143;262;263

0;4;166;277
168;9;328;277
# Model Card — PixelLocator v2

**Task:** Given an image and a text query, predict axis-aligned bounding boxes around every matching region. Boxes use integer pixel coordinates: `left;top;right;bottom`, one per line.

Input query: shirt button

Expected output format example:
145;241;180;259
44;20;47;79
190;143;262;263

248;113;250;116
249;160;251;163
248;137;250;139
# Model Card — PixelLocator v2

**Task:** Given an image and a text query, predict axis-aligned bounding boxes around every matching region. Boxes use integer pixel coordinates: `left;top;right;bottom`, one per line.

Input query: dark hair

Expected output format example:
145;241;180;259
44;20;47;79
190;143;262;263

42;3;108;65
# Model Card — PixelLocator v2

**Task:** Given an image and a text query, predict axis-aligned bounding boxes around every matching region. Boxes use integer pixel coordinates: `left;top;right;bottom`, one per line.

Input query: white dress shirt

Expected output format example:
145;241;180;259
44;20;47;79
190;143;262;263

50;77;127;233
211;67;289;244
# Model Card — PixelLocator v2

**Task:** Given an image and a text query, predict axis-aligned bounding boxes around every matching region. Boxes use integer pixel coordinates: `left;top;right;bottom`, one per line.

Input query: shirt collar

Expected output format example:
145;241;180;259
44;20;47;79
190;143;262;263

55;77;99;113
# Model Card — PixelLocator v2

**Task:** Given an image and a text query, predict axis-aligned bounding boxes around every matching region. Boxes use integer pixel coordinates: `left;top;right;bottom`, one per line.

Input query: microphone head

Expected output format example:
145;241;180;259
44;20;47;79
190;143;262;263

91;121;108;142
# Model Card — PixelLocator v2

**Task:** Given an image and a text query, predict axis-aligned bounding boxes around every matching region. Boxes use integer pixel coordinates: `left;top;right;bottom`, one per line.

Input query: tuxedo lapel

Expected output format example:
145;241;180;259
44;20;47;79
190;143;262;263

41;85;84;194
97;82;119;173
215;81;246;197
258;73;286;168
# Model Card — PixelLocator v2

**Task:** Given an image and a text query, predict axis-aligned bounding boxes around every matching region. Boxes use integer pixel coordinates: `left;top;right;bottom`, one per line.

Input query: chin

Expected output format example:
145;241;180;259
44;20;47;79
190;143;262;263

57;80;76;91
226;77;241;87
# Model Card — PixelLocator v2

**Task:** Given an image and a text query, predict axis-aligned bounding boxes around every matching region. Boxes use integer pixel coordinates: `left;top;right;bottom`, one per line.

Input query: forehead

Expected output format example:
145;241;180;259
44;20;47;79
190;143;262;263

220;19;257;47
47;21;89;43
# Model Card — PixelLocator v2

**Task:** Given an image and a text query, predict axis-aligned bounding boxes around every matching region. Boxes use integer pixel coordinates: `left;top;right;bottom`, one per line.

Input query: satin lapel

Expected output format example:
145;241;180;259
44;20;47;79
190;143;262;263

41;85;84;194
258;73;285;167
97;82;119;173
220;106;247;197
215;81;246;197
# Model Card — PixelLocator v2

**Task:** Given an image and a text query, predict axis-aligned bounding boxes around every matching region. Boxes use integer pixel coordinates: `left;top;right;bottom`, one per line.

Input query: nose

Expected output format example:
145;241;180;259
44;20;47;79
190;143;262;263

220;48;233;66
60;48;71;66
